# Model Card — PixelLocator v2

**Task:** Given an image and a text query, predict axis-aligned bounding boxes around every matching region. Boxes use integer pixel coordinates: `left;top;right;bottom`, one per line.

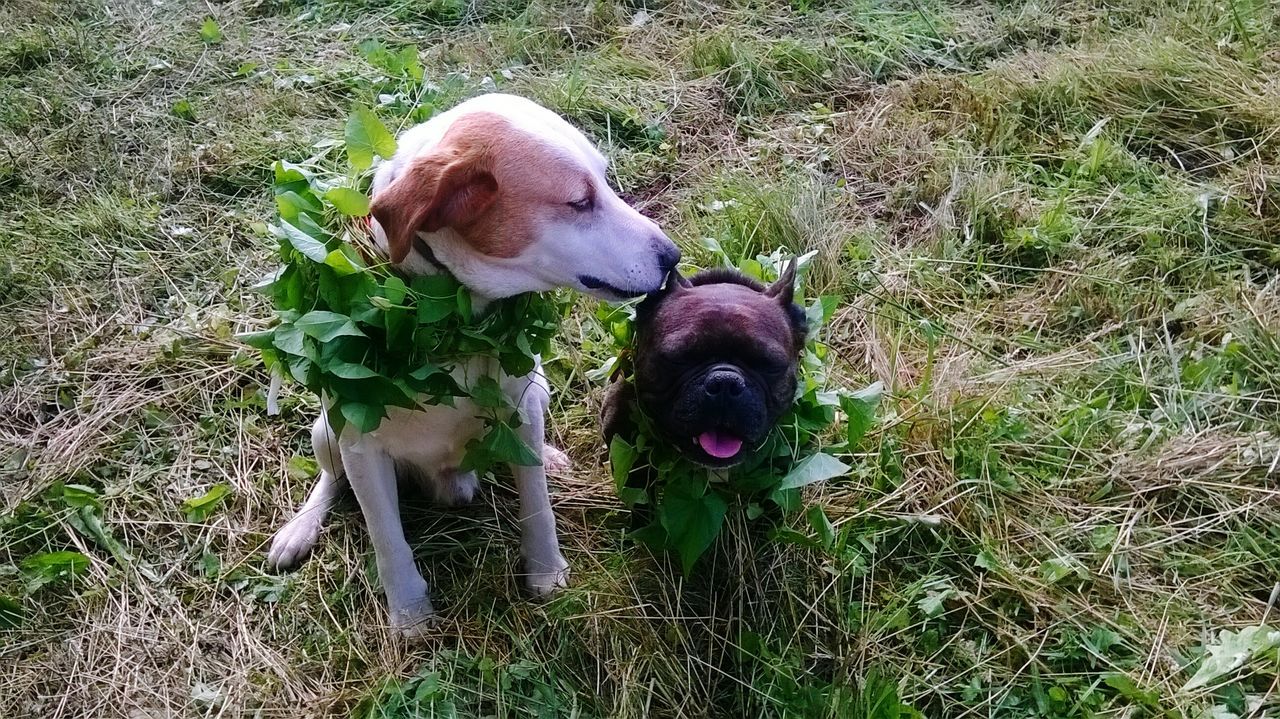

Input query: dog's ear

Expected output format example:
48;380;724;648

370;139;499;263
764;258;797;306
600;376;637;445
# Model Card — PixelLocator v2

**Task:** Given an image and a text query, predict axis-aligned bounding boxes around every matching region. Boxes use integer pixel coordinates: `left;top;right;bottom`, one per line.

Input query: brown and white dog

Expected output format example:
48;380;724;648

266;94;679;634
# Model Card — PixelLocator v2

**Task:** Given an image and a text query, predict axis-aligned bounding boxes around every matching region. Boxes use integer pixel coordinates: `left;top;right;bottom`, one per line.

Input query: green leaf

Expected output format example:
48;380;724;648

182;484;232;521
464;421;540;472
1039;556;1084;584
660;480;728;575
381;276;407;305
974;547;999;571
1103;674;1159;708
840;381;883;448
326;360;380;379
776;452;849;491
468;375;510;409
806;505;835;550
1183;625;1280;691
172;98;196;122
0;596;24;629
456;286;472;318
61;483;100;509
198;17;222;43
236;329;276;350
345;105;397;171
22;550;90;592
234;61;258;77
287;455;319;480
278;219;329;262
271;323;307;356
609;435;638;492
340;402;385;433
324;247;362;276
295;311;367;342
325;187;371;216
276;191;322;223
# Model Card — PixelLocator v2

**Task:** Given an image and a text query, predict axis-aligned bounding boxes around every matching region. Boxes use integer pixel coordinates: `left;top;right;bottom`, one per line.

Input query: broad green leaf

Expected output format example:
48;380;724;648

22;550;90;592
61;483;100;509
1039;556;1084;584
182;484;232;522
278;219;328;262
273;160;310;184
340;402;385;433
456;286;472;318
236;329;275;350
323;248;361;276
275;190;321;223
295;311;366;342
806;505;835;550
468;375;510;409
287;455;319;480
916;582;956;618
325;361;380;379
271;323;307;356
776;452;849;490
1183;625;1280;691
345;105;396;171
974;547;999;571
0;596;24;629
418;295;454;324
383;275;407;304
660;481;728;575
172;98;196;122
840;381;883;448
609;435;638;493
198;17;221;43
485;421;541;466
325;187;371;216
1102;674;1159;708
409;363;444;381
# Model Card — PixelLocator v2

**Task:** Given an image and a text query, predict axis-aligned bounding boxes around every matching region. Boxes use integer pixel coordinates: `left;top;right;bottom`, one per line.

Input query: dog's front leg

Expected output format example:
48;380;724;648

340;436;434;635
512;386;569;596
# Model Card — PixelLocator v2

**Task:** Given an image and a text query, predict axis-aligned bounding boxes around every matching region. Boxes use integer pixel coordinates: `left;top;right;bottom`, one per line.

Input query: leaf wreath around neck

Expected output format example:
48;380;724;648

597;251;883;574
238;116;569;476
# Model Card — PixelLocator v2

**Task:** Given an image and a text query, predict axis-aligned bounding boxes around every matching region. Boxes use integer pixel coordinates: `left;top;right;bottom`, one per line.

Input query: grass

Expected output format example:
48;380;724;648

2;0;1280;716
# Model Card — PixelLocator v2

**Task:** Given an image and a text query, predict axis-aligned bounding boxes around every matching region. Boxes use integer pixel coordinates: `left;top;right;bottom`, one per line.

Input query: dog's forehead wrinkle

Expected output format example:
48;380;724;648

656;291;793;347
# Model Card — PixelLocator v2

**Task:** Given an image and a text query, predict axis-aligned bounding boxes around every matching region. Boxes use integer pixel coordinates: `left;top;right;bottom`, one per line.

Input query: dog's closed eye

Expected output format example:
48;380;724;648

566;196;594;212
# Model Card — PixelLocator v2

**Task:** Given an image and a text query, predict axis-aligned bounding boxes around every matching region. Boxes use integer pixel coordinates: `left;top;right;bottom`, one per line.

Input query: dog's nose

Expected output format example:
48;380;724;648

655;238;680;273
704;369;745;398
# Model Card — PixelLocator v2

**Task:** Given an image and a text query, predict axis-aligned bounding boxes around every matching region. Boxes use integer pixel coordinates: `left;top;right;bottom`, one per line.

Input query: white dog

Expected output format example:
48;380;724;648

266;94;679;633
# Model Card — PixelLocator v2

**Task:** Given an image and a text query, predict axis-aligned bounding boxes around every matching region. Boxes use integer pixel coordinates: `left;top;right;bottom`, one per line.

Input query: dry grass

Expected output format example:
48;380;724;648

3;0;1280;716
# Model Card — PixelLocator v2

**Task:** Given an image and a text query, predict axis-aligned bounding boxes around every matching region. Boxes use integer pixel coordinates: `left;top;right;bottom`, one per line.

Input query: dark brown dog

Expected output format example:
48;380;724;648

602;264;808;467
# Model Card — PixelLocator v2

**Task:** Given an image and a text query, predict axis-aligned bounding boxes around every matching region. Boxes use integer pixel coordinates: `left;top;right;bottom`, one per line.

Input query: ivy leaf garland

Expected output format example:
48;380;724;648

601;252;883;573
240;108;567;472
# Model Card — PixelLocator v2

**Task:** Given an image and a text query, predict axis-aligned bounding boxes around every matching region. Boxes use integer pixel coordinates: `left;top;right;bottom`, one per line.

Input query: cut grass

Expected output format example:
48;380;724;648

3;0;1280;716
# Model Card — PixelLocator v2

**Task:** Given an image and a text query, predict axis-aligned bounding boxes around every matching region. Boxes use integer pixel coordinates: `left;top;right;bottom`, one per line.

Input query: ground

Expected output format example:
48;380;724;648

2;0;1279;716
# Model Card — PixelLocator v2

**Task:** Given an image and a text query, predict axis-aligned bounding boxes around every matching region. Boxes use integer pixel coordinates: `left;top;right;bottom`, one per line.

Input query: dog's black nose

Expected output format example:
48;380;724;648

656;239;681;273
704;369;745;398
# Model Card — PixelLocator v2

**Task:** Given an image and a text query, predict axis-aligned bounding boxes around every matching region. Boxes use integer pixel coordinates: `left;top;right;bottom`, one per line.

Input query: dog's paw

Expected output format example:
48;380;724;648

388;596;437;639
524;555;570;597
541;445;571;473
267;514;322;570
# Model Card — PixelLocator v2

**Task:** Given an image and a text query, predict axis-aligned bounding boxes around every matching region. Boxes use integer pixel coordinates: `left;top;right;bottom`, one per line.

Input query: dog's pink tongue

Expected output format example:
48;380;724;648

698;430;743;459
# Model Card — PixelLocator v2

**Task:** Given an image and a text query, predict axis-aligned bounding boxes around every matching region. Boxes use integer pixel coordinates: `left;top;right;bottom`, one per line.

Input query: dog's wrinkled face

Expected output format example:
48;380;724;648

631;265;807;467
369;94;679;300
